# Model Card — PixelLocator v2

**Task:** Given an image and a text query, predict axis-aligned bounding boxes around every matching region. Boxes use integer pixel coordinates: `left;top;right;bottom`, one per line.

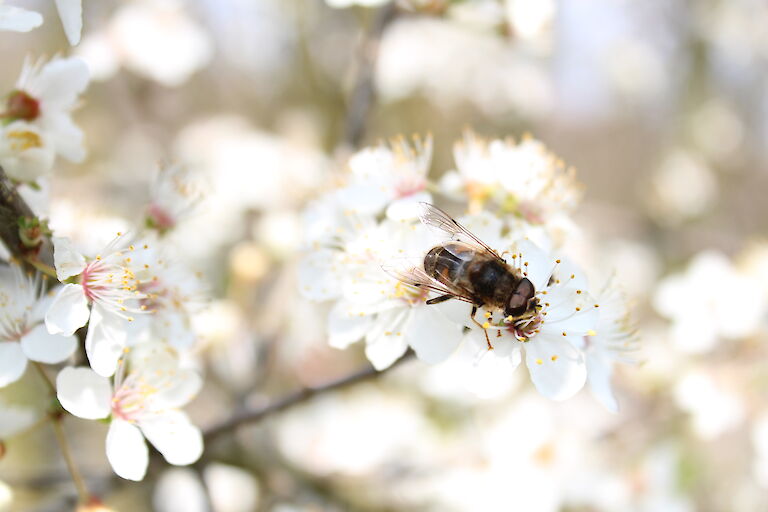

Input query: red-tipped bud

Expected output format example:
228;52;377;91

5;90;40;121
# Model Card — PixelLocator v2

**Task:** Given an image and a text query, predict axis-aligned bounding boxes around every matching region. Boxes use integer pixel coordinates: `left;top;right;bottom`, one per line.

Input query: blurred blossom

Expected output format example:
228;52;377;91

0;480;9;512
689;99;744;162
77;0;212;86
599;239;661;298
603;39;666;104
376;18;554;118
752;413;768;488
673;372;745;439
154;468;208;512
647;150;718;225
204;463;261;512
653;250;765;353
505;0;555;43
146;163;205;233
254;210;303;257
0;398;36;438
326;0;390;7
276;387;432;475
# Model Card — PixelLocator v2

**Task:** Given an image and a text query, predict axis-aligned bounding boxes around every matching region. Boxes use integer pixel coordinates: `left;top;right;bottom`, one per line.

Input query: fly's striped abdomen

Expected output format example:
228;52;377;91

423;242;476;289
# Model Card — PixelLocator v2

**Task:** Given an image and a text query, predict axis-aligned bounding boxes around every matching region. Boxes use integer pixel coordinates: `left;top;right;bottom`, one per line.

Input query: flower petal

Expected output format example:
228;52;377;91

140;411;203;466
52;237;86;281
586;351;618;413
514;238;555;291
405;306;463;364
385;191;432;221
365;309;409;370
0;399;37;437
298;249;342;301
85;305;127;377
107;418;149;481
150;370;203;410
327;300;374;349
45;283;90;336
54;0;82;45
21;325;77;364
0;6;43;32
524;334;586;401
0;343;27;388
56;366;111;419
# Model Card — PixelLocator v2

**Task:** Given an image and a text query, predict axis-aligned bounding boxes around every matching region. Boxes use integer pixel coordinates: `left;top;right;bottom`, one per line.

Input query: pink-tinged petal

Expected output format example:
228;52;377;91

45;283;90;336
140;411;203;466
0;6;42;32
56;366;111;419
54;0;82;45
586;351;619;413
405;306;463;364
85;306;127;377
52;237;86;281
107;419;149;481
524;334;586;401
365;309;409;370
327;300;374;349
0;343;27;388
21;325;77;364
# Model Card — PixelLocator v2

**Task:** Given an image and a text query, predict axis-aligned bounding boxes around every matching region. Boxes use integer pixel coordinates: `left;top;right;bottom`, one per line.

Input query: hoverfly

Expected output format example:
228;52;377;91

384;203;539;349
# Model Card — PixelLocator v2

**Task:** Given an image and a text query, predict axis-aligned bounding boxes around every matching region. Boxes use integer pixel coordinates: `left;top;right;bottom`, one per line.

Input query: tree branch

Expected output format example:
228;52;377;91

0;166;53;267
203;350;415;443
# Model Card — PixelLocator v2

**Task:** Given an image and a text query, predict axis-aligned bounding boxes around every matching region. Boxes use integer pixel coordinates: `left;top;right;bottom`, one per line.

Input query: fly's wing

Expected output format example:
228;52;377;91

417;203;505;263
381;261;476;304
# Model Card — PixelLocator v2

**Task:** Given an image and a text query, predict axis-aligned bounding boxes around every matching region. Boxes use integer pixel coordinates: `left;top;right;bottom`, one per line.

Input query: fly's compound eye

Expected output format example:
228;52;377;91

506;278;535;317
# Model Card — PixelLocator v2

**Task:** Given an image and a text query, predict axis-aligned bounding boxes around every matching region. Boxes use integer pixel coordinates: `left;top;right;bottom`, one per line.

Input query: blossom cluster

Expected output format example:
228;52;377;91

300;133;638;408
0;56;207;481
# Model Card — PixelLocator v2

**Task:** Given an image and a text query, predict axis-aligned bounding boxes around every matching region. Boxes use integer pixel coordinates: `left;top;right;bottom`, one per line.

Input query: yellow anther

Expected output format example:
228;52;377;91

482;321;490;329
586;329;597;336
576;290;582;294
483;311;491;318
555;259;561;263
535;359;543;365
562;332;567;336
551;355;558;361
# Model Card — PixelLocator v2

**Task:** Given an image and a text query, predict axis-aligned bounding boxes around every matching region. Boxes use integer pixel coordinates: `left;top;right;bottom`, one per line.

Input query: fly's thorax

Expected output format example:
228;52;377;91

466;258;518;310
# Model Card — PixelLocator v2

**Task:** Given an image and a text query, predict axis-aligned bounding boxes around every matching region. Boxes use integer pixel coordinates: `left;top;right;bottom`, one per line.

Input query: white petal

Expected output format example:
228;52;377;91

52;237;86;281
0;399;37;437
515;238;555;290
459;330;521;398
45;283;90;336
0;343;27;387
525;334;586;401
107;419;149;481
31;57;90;110
541;287;599;336
405;306;463;364
54;0;82;45
298;249;342;301
385;192;432;221
0;5;43;32
327;300;374;349
140;411;203;466
85;305;127;377
365;309;409;370
150;370;203;410
586;352;618;413
56;366;111;419
21;325;77;364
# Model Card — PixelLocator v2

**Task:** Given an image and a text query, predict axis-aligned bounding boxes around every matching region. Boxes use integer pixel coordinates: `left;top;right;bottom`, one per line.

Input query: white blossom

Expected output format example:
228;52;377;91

0;264;77;388
146;164;204;232
452;238;599;400
45;234;151;377
12;56;90;164
0;121;55;183
56;343;203;481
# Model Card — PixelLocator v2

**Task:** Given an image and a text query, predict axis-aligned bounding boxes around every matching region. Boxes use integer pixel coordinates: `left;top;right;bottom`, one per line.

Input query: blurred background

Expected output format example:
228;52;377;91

1;0;768;510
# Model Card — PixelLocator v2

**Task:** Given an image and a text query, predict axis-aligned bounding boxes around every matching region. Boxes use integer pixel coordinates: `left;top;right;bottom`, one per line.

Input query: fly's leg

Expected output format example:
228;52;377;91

470;305;493;350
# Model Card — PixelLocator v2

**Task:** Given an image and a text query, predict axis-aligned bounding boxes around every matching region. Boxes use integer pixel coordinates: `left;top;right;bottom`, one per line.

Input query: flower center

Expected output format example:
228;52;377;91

111;375;152;422
394;175;426;198
507;313;543;342
392;281;428;306
4;90;40;121
6;129;43;152
80;254;145;319
146;203;176;231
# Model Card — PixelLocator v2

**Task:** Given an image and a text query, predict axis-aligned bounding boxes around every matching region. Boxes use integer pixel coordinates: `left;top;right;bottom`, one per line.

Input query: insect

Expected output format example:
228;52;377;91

384;203;539;349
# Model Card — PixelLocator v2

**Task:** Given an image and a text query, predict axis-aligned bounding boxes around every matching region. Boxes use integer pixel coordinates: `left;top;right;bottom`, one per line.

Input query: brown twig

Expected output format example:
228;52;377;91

0;166;53;267
203;350;415;443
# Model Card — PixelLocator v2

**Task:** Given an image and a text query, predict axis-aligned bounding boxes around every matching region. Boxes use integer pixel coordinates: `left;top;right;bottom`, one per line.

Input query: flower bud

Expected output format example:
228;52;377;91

5;90;40;121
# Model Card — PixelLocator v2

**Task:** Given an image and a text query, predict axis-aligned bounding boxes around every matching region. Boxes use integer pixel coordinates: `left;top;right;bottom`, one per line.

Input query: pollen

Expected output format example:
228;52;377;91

594;304;600;308
535;358;543;365
576;290;582;294
555;259;561;263
550;355;558;361
562;331;567;336
482;321;490;329
483;311;491;318
586;329;597;336
575;307;581;311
